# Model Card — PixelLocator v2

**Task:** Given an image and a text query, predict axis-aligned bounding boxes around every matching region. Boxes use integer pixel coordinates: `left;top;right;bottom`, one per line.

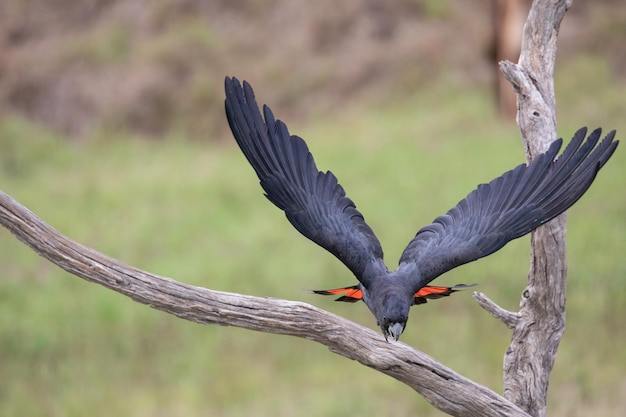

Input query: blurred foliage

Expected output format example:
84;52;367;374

0;0;624;141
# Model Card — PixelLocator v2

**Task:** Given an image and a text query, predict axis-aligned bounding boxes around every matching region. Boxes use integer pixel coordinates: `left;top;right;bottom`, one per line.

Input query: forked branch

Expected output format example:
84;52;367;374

487;1;574;416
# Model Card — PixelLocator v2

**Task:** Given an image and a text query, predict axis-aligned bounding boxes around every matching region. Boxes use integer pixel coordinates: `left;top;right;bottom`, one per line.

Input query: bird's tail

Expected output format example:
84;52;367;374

312;283;476;305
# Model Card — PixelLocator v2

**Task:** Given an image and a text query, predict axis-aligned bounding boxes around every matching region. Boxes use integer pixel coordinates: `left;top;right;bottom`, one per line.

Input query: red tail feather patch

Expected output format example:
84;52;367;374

312;285;362;302
313;283;476;304
412;283;477;305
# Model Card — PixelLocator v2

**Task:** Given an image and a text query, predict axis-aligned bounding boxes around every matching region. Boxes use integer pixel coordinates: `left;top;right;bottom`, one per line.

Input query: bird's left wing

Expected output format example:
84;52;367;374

399;127;618;289
224;77;385;283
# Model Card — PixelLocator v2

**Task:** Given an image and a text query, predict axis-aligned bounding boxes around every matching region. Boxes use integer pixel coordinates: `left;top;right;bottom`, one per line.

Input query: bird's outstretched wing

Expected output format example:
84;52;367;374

399;127;618;289
224;77;385;283
312;283;476;304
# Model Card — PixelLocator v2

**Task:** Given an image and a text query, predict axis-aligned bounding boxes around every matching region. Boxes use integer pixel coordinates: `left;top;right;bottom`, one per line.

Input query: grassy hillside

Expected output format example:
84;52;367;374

1;54;625;416
1;0;624;141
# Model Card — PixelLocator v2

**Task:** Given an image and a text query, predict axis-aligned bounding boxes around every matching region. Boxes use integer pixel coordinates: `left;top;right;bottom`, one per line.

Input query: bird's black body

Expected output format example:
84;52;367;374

224;76;618;341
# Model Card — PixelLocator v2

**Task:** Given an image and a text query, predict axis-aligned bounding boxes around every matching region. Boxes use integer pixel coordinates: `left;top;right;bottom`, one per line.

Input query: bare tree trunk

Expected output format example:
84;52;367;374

477;1;574;416
0;1;574;416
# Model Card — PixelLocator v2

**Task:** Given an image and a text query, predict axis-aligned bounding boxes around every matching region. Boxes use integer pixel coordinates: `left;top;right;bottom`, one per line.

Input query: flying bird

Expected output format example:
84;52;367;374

223;76;618;341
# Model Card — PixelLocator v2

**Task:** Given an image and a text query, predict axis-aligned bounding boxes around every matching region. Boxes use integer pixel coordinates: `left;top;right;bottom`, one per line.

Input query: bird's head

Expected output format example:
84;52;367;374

379;314;408;342
376;292;411;341
363;276;413;341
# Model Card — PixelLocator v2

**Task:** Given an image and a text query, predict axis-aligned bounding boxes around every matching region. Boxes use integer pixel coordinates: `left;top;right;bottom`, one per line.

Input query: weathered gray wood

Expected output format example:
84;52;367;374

491;1;573;416
0;190;528;417
473;292;520;329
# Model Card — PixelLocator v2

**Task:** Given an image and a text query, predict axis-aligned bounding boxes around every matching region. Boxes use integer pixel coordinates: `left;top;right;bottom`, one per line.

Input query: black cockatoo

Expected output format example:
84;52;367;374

224;76;618;341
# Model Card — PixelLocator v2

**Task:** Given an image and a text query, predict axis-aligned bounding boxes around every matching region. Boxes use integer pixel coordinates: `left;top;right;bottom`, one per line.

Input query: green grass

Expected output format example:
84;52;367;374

1;62;625;416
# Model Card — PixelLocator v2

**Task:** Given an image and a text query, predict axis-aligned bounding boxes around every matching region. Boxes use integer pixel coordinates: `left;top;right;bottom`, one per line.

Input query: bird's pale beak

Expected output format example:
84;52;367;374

388;323;405;341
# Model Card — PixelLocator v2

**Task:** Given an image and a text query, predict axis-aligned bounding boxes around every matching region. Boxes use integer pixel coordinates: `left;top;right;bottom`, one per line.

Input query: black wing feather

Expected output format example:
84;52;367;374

400;127;618;289
224;77;385;283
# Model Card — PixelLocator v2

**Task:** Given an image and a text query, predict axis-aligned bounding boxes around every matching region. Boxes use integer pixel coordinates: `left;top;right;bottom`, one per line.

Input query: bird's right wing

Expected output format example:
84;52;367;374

224;77;385;283
399;127;618;290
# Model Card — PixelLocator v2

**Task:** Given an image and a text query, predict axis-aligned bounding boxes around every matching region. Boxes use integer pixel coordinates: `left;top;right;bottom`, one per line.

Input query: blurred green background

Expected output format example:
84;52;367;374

0;1;625;416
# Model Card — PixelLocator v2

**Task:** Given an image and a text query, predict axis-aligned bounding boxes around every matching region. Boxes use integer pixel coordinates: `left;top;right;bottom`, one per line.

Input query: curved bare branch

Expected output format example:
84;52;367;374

0;190;528;416
473;292;520;329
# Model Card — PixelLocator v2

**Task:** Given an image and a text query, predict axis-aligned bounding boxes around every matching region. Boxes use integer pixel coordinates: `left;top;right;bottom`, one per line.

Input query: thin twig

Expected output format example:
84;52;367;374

473;292;520;329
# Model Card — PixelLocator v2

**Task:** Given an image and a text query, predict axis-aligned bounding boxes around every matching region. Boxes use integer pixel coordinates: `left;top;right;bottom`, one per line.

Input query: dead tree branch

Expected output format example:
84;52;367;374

473;292;520;329
0;190;528;417
480;1;574;416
